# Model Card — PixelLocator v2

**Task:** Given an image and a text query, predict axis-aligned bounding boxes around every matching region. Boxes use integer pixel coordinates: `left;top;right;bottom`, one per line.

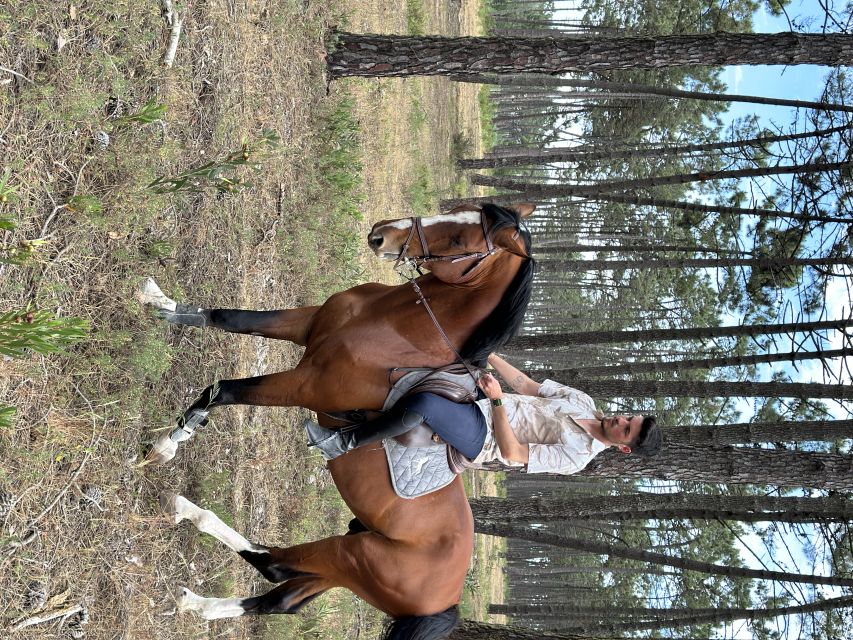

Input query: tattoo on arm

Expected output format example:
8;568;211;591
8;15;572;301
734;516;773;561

511;374;525;390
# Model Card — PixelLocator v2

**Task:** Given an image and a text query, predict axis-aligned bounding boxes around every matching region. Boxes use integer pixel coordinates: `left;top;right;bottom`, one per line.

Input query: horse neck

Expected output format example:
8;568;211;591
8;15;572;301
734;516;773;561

414;251;525;347
425;249;524;292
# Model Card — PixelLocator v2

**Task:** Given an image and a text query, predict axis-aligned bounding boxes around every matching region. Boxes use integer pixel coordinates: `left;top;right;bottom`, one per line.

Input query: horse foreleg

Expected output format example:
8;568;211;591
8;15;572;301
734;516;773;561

138;277;319;343
148;369;314;464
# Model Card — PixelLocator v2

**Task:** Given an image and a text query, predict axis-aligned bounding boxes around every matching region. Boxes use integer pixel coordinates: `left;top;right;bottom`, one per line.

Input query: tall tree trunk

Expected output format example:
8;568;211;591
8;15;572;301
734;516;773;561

470;160;852;197
489;596;853;632
507;318;853;349
458;124;849;168
440;192;851;225
476;522;853;587
535;376;853;400
449;620;584;640
327;32;853;77
469;493;853;523
449;73;853;114
538;256;853;270
665;419;853;445
579;444;853;490
548;347;853;378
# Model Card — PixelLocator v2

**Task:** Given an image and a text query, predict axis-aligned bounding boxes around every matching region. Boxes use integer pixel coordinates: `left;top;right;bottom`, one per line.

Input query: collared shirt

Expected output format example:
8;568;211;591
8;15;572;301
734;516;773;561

470;379;606;474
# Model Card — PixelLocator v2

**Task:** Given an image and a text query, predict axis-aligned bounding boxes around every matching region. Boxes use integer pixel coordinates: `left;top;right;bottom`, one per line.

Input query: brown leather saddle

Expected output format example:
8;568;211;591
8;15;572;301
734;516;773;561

324;363;481;474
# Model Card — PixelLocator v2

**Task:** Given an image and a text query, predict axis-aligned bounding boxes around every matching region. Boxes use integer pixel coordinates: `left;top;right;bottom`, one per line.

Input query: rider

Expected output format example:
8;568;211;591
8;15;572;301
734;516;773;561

305;354;662;474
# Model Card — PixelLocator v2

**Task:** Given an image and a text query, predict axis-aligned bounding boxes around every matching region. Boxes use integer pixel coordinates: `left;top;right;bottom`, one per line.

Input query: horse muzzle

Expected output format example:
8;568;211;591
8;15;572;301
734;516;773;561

367;230;402;260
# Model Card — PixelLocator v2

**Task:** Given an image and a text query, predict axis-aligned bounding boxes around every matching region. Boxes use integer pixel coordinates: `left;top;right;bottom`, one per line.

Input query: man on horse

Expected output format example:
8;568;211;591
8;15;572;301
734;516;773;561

305;353;662;474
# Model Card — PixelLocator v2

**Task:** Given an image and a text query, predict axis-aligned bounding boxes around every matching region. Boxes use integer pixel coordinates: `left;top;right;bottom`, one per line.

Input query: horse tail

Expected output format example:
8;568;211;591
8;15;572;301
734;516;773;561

381;605;460;640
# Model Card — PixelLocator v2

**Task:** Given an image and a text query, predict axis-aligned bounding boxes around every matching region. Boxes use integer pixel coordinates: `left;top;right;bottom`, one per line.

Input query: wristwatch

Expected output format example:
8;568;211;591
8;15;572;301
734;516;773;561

491;398;503;407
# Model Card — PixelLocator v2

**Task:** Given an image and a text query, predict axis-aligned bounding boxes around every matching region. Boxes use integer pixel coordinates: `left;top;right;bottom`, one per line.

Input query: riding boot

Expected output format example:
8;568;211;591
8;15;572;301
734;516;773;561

304;409;426;461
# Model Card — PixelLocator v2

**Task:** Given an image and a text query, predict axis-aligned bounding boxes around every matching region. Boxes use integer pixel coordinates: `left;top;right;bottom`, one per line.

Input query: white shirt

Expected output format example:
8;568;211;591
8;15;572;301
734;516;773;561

471;379;606;474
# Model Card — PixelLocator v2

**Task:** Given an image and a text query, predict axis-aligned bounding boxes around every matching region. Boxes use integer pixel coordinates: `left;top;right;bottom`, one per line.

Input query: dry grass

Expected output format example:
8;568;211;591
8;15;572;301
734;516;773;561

1;0;490;638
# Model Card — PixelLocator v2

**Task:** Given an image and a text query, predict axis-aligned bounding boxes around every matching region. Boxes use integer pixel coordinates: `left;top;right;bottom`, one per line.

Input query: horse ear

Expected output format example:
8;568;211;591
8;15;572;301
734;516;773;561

510;203;535;218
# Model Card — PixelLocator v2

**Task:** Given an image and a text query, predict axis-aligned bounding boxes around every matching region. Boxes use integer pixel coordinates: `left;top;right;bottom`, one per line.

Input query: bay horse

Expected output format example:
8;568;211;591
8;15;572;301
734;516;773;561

142;203;535;639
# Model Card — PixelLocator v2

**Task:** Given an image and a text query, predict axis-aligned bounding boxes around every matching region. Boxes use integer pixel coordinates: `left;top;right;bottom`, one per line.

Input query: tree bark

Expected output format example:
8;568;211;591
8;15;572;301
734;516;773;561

507;318;853;349
470;160;852;197
328;32;853;77
548;347;853;378
538;256;853;271
579;443;853;490
536;376;853;400
477;521;853;587
665;419;853;446
469;493;853;524
449;74;853;115
489;596;853;632
458;124;849;168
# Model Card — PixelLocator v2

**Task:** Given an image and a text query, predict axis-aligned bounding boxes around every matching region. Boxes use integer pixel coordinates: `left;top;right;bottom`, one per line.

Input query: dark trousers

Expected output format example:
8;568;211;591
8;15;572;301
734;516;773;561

398;392;488;459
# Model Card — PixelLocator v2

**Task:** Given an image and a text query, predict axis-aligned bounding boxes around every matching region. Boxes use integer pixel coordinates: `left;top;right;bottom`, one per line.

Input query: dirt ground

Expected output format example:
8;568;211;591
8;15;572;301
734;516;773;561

0;0;501;638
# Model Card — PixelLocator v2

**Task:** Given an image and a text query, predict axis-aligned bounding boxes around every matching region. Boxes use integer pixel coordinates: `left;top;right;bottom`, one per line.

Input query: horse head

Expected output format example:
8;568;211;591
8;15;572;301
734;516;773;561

367;203;535;278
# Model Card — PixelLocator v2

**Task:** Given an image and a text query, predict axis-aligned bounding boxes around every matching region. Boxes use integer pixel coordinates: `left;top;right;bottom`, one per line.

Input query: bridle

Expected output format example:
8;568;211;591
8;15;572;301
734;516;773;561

393;211;498;276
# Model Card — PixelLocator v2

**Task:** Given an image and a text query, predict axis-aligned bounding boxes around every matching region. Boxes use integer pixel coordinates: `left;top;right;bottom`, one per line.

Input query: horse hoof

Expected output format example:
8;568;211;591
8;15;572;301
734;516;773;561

159;493;185;524
146;433;178;465
175;586;198;613
137;277;176;312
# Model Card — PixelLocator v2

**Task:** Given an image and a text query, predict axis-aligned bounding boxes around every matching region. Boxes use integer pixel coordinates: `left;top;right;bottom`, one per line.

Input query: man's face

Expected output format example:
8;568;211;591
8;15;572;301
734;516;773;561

601;415;643;453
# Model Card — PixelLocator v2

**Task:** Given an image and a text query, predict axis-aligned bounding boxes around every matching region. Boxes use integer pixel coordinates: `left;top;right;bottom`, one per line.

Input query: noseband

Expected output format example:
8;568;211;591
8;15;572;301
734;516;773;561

393;211;497;275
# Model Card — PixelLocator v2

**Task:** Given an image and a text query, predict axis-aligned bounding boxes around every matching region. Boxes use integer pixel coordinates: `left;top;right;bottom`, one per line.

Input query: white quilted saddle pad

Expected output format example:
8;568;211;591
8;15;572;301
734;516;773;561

381;368;478;499
384;439;456;499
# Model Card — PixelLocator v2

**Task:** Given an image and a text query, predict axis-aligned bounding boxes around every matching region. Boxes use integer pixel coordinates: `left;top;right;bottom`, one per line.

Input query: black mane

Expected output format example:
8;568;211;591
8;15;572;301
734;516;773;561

459;203;535;366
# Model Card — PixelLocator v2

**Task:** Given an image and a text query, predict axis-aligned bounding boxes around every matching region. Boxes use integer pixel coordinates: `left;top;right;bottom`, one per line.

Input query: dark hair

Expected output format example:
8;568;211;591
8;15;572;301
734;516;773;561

460;204;535;366
631;416;662;457
382;606;460;640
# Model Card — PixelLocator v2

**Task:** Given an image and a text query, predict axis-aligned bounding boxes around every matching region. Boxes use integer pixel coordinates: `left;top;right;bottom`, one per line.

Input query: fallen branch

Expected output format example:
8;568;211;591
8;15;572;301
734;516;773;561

161;0;174;25
9;603;83;632
163;16;185;67
0;65;34;84
161;0;187;67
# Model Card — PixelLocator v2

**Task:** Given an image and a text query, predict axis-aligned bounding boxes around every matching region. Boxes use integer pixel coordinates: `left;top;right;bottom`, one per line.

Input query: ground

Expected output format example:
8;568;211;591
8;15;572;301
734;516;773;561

0;0;502;637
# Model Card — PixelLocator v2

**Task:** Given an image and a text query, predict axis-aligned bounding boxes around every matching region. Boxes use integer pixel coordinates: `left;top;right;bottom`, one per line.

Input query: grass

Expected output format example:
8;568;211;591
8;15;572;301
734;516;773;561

407;0;428;35
1;0;489;638
478;85;498;151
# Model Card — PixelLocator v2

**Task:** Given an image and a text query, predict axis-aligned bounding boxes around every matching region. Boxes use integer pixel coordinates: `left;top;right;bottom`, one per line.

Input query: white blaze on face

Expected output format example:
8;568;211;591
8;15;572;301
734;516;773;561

373;210;482;258
376;210;482;232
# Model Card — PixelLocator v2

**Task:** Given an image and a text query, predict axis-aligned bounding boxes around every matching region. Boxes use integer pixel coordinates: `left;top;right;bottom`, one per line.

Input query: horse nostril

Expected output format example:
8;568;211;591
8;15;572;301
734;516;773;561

368;232;384;250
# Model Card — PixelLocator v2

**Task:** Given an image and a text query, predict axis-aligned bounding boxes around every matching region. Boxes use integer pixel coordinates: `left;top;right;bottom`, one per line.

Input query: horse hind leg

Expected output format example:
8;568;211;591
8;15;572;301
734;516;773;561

137;277;319;343
161;494;311;584
176;578;329;620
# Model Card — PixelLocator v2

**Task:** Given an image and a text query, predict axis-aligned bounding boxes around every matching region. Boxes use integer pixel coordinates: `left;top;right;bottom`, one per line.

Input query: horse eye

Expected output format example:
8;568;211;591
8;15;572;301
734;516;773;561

451;235;463;247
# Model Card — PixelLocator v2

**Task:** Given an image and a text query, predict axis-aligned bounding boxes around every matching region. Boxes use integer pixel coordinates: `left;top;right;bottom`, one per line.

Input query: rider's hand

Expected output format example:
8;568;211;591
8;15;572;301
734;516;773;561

478;373;503;400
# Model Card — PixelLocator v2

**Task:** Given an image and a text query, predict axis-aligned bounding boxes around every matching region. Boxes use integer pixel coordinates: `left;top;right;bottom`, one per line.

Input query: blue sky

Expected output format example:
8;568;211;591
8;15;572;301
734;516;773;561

716;2;852;417
721;1;830;119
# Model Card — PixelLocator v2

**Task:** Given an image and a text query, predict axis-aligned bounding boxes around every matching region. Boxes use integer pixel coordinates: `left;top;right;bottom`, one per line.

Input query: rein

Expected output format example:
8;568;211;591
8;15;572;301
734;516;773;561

393;211;508;383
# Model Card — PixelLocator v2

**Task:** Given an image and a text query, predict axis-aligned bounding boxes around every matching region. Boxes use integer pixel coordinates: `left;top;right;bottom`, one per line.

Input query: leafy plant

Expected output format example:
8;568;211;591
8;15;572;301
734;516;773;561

112;98;167;126
0;308;88;359
147;130;280;196
0;405;15;431
0;168;19;205
0;216;47;265
64;194;103;217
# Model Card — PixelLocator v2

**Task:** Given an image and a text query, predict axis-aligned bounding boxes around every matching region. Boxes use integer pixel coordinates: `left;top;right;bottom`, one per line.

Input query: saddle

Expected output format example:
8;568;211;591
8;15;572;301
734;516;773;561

325;364;480;498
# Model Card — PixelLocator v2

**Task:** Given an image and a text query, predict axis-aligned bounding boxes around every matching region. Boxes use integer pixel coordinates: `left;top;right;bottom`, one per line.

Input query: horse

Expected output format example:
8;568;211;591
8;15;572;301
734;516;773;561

141;203;535;639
